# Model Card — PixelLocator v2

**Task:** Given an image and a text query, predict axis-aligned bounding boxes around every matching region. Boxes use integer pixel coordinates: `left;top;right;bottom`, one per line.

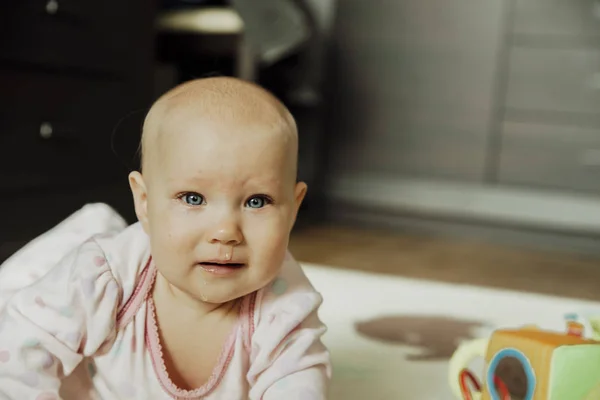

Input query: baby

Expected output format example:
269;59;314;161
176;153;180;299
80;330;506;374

0;77;331;399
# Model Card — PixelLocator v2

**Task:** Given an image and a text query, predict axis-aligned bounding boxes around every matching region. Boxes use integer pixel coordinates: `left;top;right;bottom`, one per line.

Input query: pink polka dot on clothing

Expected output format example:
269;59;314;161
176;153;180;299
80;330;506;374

34;296;46;308
93;256;106;266
41;353;54;369
36;392;58;400
0;350;10;362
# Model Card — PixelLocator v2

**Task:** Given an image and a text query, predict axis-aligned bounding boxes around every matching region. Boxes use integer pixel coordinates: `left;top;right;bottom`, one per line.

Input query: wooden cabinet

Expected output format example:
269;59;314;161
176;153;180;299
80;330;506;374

0;0;156;253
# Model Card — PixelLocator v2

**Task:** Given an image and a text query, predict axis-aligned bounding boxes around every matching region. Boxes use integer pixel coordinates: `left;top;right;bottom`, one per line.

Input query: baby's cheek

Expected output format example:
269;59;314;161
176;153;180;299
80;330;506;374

253;235;287;268
149;228;191;270
248;213;289;243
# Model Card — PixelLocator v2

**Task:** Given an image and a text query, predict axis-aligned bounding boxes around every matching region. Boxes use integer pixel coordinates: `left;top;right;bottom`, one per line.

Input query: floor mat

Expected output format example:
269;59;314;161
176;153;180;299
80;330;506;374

302;264;600;399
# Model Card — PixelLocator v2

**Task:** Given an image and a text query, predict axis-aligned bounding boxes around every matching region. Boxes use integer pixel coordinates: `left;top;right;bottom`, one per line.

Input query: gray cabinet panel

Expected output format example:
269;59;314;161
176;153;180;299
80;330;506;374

331;102;491;179
329;0;506;181
513;0;600;37
505;47;600;115
498;121;600;193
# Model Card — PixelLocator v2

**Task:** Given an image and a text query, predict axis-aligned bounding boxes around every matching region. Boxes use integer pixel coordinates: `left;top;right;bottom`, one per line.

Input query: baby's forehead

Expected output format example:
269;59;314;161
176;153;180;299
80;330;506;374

141;77;297;171
157;113;292;158
150;112;292;164
150;134;295;191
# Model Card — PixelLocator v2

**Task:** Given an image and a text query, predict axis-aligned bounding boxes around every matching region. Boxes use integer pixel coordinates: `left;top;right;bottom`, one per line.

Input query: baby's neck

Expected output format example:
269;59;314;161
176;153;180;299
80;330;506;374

152;272;239;321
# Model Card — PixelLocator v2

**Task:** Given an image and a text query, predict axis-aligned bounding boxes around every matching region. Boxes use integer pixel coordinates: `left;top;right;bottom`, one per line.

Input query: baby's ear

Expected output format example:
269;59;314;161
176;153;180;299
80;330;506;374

291;181;308;225
128;171;150;233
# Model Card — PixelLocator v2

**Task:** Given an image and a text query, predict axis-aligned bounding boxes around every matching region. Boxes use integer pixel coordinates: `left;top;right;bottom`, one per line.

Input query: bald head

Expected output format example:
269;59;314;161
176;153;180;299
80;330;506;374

140;77;298;176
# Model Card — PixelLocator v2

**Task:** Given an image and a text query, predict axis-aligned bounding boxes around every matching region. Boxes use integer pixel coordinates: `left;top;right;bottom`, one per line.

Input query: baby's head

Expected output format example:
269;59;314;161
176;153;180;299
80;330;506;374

129;77;306;304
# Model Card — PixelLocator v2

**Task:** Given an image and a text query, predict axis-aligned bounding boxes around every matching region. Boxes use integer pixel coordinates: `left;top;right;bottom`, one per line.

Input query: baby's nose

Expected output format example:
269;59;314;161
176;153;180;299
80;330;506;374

210;226;242;245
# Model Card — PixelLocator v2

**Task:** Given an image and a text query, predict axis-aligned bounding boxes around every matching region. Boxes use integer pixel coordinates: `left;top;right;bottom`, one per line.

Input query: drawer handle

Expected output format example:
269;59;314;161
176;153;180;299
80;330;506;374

45;0;59;15
40;122;53;139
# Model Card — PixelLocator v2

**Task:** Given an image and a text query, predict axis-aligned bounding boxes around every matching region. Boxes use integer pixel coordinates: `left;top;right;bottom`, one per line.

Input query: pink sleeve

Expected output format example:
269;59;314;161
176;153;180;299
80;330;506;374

247;255;332;400
0;239;121;399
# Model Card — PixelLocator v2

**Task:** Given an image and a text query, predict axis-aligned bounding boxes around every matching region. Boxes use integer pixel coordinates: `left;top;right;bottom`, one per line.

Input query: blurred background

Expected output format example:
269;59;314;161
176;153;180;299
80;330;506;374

1;0;600;299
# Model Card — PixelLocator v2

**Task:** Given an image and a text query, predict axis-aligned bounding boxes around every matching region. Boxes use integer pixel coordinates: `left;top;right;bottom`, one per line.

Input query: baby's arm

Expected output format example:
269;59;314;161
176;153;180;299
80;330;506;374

248;256;331;399
0;239;121;399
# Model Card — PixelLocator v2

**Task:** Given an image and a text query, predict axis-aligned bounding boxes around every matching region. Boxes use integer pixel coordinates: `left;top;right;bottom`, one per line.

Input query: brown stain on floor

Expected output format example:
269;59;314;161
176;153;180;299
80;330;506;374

355;315;529;399
355;315;487;361
289;225;600;301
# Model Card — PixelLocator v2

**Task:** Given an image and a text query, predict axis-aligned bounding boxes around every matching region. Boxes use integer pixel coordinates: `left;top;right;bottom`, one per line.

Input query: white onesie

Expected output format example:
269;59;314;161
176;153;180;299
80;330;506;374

0;208;331;399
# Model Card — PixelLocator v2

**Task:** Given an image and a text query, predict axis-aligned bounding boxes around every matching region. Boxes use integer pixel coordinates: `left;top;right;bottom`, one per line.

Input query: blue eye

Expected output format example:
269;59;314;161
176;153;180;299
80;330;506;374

183;193;204;206
246;196;271;209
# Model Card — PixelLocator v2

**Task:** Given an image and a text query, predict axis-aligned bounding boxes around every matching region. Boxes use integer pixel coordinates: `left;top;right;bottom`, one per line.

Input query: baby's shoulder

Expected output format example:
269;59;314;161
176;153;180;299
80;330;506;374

89;222;151;293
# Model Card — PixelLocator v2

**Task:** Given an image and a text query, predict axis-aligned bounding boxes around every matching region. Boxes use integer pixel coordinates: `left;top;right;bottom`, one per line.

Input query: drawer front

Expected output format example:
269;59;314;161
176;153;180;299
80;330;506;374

0;118;125;192
0;0;153;74
497;121;600;193
0;70;143;192
513;0;600;37
505;46;600;116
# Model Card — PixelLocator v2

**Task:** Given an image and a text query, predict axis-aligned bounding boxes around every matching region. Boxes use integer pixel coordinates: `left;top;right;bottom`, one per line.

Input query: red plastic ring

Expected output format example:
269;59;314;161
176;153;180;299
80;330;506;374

459;369;481;400
493;375;511;400
459;369;512;400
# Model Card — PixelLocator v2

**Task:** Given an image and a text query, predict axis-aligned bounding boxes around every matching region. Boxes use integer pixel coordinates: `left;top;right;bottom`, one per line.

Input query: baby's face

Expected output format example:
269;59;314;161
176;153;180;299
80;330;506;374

134;114;305;304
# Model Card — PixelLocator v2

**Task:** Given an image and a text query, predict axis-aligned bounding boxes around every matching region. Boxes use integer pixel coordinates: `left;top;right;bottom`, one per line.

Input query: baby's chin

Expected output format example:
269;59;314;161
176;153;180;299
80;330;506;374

189;281;266;305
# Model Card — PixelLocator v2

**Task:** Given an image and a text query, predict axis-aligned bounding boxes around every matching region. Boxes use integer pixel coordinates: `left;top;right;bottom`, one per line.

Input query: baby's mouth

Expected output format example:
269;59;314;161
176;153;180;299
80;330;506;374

198;261;246;275
199;261;245;268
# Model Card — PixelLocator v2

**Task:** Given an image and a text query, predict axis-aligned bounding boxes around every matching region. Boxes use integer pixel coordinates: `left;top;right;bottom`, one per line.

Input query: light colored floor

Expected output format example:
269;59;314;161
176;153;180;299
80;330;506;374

289;224;600;301
302;263;600;400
